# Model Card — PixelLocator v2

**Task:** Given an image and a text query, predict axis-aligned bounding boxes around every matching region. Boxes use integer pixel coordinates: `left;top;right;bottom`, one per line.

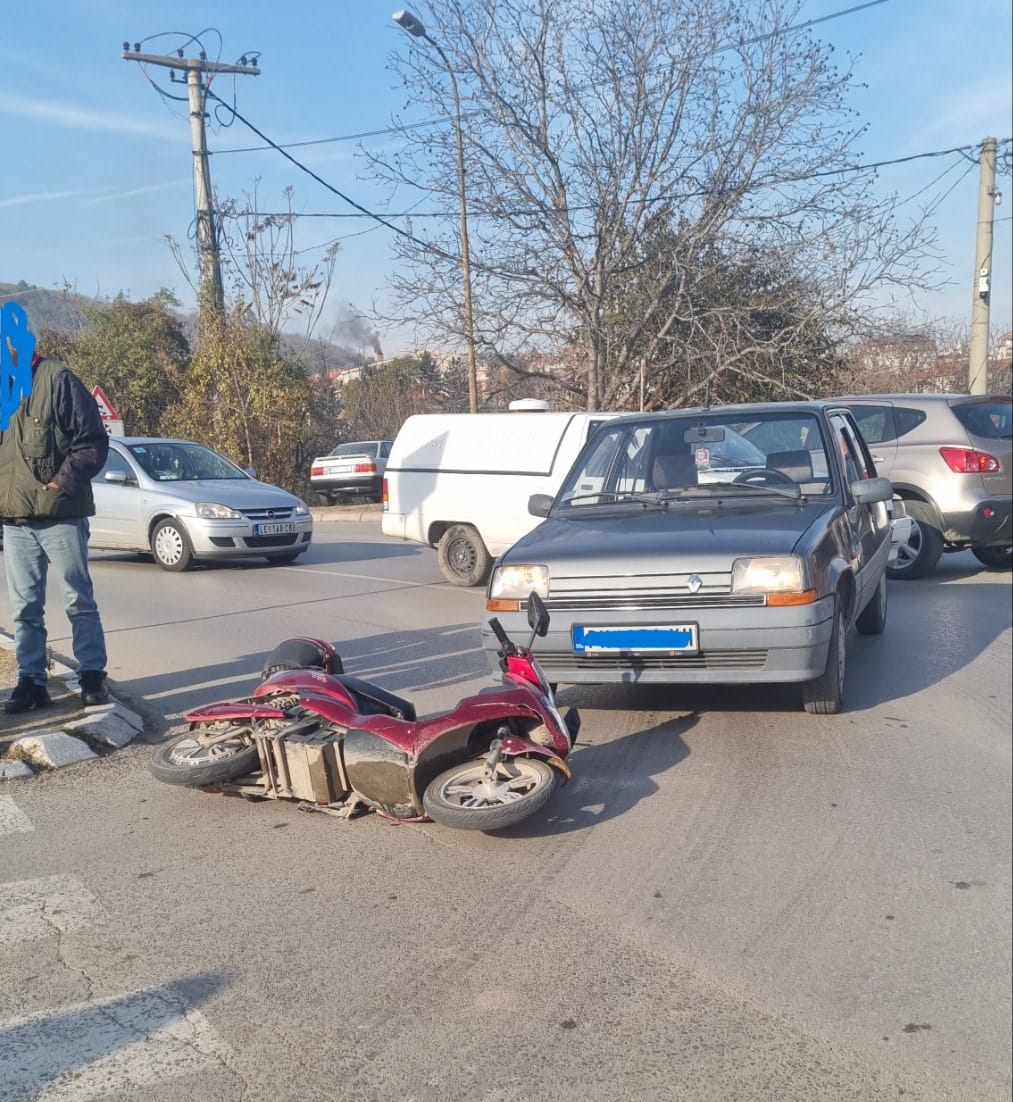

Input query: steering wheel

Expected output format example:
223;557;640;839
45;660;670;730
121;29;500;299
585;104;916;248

732;467;798;488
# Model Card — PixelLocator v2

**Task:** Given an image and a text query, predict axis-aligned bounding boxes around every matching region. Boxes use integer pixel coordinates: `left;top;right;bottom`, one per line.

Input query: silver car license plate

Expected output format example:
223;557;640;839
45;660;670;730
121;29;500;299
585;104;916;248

254;522;295;536
572;624;699;655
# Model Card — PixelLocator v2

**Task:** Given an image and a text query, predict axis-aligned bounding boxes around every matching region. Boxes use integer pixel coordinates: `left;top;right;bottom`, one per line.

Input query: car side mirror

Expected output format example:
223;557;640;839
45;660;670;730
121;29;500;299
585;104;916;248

850;476;893;504
528;493;553;518
527;591;550;637
103;471;132;485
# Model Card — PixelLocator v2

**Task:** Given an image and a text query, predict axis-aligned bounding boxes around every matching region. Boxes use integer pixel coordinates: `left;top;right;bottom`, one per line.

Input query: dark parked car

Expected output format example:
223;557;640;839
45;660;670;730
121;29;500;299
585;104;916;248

483;402;893;714
833;394;1011;576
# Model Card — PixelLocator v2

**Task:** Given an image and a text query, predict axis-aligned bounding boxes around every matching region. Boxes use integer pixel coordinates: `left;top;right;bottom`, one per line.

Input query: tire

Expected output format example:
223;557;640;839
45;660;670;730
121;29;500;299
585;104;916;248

423;757;557;831
803;596;846;715
266;551;301;564
149;722;260;787
887;509;943;580
971;545;1012;570
437;524;491;587
855;571;887;635
151;519;194;572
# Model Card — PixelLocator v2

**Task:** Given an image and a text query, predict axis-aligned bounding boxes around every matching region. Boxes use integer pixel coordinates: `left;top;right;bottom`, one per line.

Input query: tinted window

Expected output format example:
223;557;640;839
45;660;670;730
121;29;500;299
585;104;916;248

893;406;928;438
952;399;1013;440
847;404;895;444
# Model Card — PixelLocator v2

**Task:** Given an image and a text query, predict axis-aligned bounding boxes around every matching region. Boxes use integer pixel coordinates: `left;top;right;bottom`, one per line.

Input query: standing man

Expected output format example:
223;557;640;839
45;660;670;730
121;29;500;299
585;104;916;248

1;338;111;712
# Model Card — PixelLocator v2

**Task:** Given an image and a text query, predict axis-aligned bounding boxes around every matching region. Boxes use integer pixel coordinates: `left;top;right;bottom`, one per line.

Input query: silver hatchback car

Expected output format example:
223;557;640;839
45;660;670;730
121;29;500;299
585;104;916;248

837;395;1012;576
90;438;313;571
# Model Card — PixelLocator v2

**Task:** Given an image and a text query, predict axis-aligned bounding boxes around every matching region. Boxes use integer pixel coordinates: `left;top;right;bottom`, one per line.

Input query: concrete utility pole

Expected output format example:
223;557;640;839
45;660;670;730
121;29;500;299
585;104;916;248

122;46;260;317
968;136;999;395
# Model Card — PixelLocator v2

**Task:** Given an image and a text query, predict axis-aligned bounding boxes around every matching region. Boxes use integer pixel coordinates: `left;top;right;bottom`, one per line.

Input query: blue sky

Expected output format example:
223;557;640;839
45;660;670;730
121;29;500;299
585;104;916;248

2;0;1011;359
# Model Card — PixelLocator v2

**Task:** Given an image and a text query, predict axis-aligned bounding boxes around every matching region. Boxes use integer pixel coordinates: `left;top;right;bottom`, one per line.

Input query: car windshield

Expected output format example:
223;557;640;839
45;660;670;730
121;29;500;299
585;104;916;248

557;411;833;507
329;442;378;457
127;442;248;481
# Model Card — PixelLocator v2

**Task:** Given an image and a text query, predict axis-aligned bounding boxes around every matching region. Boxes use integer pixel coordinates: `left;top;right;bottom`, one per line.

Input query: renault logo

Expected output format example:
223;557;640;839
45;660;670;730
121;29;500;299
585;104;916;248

687;574;703;594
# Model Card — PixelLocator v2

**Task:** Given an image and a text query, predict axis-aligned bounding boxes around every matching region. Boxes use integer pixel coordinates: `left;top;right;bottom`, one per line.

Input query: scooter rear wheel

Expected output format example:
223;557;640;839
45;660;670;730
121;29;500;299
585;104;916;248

149;722;260;787
423;757;557;831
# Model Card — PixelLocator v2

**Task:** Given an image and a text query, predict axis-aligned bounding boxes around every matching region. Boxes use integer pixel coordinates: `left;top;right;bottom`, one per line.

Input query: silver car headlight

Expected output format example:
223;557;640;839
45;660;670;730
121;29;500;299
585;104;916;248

487;564;549;612
196;502;243;520
731;556;815;606
293;500;310;516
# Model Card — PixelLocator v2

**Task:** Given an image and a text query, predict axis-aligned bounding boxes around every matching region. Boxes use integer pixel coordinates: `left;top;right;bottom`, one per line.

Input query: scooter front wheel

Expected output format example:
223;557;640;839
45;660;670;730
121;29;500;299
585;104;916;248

150;722;260;787
423;757;557;831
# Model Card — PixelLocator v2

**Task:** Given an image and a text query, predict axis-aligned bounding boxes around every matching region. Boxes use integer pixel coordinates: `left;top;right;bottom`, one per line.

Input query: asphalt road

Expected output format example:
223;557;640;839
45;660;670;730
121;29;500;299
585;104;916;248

1;521;1010;1102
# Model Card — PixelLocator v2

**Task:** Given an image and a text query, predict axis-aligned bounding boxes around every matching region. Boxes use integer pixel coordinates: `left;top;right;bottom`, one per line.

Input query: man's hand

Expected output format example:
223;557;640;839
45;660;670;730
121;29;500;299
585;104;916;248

43;481;60;491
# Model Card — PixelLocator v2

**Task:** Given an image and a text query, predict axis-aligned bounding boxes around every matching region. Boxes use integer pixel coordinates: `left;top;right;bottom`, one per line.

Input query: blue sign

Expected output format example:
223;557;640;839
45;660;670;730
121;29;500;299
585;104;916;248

1;302;36;431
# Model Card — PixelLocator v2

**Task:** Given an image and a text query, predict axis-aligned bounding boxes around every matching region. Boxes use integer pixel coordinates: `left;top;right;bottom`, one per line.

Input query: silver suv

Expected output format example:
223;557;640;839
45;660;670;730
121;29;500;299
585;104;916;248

837;394;1011;577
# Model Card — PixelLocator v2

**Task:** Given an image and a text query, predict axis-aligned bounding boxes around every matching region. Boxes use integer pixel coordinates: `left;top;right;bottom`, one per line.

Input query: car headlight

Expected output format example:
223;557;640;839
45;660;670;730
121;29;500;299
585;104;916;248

293;500;310;516
731;556;815;606
196;502;243;520
487;564;549;612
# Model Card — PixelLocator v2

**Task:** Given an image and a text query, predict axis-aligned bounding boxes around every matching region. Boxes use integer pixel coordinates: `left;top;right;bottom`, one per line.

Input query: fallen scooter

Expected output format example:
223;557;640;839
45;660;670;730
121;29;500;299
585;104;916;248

149;593;579;832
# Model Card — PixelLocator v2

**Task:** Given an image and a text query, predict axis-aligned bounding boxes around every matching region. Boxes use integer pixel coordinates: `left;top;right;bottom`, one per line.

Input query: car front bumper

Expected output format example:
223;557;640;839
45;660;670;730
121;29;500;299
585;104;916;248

481;596;837;686
186;516;314;559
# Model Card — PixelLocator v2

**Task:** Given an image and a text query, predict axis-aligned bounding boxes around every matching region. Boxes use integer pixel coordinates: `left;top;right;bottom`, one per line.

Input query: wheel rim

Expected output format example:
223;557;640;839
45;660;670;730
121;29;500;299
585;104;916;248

155;525;185;566
436;760;545;809
446;536;477;577
167;731;250;768
891;520;924;573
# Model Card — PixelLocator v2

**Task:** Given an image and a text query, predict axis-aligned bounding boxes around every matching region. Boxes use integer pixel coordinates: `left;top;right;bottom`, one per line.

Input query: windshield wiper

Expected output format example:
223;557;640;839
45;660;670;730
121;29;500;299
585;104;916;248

563;489;673;507
702;481;805;502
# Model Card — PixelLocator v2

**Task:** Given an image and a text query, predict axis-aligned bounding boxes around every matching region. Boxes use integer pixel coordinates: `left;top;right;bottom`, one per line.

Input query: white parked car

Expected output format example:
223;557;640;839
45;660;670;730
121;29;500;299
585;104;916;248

89;437;313;571
309;440;391;505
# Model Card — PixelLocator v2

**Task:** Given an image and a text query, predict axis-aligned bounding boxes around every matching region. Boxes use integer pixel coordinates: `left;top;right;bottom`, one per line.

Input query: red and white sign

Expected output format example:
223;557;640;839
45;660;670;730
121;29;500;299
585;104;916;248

91;386;124;437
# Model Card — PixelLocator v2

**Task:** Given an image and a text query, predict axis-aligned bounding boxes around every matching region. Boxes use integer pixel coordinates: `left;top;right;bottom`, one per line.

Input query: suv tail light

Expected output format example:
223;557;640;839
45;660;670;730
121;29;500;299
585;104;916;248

939;447;1001;474
382;477;389;508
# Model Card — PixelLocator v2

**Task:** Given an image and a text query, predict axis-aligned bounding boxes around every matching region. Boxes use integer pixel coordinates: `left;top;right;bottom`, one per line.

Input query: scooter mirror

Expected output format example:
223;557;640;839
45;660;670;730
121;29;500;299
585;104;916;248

527;591;550;637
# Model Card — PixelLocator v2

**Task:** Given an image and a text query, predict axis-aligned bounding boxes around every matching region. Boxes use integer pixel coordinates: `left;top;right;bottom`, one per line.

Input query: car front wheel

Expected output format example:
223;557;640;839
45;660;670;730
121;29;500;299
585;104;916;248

151;519;194;572
803;597;846;714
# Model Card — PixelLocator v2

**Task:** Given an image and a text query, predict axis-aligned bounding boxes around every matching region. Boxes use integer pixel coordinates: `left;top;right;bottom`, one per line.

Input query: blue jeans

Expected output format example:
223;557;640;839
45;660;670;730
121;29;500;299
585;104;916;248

3;519;107;686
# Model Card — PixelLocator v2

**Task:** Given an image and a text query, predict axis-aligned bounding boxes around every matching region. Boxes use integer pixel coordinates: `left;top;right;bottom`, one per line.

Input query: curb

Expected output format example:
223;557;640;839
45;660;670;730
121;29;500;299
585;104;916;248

309;503;383;524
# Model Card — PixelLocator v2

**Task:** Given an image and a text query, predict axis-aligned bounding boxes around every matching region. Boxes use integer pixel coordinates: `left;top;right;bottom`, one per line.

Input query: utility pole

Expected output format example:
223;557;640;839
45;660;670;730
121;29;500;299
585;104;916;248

968;136;999;395
122;45;260;318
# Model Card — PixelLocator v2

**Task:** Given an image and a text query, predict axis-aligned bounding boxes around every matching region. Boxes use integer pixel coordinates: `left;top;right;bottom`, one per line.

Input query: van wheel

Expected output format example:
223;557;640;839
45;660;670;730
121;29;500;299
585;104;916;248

438;525;491;587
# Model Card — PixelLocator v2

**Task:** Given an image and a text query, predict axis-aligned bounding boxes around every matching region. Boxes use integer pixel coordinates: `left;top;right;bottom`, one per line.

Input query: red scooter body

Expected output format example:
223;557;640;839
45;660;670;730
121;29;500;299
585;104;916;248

152;594;579;832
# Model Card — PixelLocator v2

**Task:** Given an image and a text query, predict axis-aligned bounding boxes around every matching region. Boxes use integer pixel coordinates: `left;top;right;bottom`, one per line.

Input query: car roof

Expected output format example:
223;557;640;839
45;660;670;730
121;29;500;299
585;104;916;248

831;393;1010;403
604;400;844;420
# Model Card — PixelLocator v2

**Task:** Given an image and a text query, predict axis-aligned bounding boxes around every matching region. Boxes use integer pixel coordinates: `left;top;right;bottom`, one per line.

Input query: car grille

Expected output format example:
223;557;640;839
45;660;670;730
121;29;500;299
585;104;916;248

536;649;768;671
242;506;296;521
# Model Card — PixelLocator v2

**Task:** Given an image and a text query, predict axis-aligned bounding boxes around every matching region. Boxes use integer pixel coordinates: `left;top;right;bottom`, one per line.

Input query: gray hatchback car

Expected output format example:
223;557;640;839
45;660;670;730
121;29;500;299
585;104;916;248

835;394;1011;576
482;402;893;714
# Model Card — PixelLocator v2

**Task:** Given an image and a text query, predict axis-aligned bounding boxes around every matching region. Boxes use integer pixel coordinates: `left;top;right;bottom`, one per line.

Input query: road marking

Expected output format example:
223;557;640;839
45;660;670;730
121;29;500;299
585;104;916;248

0;988;233;1101
0;874;105;948
0;794;33;835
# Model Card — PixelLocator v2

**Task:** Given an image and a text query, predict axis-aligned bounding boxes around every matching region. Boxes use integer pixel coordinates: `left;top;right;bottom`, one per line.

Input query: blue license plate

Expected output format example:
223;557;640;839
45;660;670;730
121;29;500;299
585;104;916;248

572;624;698;655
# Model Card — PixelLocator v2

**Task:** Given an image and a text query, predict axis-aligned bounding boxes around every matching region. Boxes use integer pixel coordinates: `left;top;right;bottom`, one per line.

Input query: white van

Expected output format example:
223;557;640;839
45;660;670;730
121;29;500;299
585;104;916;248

382;409;619;585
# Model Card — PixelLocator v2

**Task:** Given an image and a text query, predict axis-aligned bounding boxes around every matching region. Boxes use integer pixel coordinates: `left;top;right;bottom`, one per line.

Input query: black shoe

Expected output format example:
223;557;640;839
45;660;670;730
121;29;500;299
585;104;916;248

4;677;52;714
79;670;110;707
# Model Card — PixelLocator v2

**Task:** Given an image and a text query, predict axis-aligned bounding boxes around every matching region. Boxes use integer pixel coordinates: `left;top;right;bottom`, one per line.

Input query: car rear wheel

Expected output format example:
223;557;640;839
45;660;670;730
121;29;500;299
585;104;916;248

971;545;1012;570
151;519;194;572
886;508;944;580
437;524;491;587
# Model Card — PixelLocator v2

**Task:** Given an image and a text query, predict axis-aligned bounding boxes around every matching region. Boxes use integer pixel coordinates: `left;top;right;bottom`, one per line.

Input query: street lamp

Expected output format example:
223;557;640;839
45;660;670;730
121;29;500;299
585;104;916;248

393;8;479;413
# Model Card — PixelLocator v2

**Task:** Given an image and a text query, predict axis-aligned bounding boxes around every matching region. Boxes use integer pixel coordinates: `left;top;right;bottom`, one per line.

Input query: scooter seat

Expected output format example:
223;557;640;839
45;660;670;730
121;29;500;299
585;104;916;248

335;675;416;721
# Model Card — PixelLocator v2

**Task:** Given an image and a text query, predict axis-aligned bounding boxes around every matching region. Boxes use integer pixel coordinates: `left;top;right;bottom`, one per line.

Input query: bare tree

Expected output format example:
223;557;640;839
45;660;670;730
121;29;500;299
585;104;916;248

370;0;940;409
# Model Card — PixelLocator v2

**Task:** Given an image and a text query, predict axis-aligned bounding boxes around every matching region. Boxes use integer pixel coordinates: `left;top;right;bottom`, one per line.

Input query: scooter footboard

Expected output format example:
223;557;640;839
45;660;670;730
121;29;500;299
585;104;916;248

255;716;351;805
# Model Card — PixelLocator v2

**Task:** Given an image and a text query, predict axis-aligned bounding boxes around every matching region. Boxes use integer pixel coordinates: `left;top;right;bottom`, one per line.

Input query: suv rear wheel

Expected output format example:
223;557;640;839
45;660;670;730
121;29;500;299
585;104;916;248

887;506;944;580
971;545;1012;570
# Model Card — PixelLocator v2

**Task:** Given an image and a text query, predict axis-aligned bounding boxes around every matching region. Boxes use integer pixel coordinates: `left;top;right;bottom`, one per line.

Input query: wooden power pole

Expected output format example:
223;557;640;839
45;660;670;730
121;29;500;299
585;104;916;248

122;45;260;317
968;137;998;394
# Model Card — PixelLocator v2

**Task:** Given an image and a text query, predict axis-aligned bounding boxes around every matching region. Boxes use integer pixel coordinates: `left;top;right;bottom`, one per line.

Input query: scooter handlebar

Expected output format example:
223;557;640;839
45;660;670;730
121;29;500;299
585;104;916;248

488;617;517;656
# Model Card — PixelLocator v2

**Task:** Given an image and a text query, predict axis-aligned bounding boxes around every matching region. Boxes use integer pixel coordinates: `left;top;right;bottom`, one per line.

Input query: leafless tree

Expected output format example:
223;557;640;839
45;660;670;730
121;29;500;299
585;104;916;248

370;0;941;409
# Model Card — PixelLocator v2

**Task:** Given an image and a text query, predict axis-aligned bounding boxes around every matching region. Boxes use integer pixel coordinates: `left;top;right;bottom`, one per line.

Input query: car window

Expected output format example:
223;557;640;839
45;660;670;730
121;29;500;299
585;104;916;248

380;442;391;458
829;413;873;485
892;406;928;438
94;450;134;482
330;442;378;458
951;399;1013;440
847;404;895;444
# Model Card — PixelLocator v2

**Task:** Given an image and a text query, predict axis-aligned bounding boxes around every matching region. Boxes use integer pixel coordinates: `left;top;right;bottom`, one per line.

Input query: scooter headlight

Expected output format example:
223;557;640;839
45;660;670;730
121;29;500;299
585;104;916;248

487;564;549;612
